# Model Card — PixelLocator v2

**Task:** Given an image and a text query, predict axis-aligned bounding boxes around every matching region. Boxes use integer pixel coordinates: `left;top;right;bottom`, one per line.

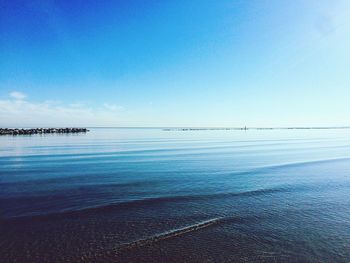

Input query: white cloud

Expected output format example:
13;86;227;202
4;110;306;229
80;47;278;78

103;103;123;111
0;92;123;127
9;91;27;100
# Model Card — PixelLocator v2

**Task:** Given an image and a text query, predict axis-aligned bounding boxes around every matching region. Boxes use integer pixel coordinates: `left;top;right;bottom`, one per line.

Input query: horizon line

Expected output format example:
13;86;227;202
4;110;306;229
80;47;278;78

2;126;350;130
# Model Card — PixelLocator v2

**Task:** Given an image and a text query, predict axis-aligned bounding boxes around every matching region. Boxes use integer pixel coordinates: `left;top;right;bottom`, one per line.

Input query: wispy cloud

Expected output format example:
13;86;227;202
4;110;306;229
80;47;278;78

0;92;123;127
103;103;123;111
9;91;27;100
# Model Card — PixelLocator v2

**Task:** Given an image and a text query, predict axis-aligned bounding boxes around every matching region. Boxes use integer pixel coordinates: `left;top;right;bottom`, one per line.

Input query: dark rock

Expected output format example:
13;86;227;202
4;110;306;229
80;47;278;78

0;128;89;136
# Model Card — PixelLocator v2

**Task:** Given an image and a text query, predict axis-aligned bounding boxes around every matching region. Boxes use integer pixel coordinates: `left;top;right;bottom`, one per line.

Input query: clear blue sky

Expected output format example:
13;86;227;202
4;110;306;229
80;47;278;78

1;0;350;127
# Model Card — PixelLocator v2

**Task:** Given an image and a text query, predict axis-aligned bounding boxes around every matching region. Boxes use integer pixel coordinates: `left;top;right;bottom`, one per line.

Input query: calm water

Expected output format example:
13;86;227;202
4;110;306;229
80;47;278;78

1;128;350;262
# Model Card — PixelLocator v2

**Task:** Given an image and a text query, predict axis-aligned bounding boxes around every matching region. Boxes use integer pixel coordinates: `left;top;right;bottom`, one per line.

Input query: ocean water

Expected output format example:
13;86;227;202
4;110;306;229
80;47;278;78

1;128;350;262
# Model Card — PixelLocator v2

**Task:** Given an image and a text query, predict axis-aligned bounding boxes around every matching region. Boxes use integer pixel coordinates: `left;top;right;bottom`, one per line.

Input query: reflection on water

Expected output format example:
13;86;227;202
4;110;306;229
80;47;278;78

1;128;350;262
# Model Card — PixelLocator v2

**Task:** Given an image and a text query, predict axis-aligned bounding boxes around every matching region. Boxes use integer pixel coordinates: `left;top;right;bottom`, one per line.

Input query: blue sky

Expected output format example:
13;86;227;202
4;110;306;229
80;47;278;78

1;0;350;127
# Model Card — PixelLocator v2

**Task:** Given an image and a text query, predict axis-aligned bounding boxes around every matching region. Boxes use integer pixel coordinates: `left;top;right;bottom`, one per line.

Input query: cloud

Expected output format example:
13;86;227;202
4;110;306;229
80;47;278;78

103;103;123;111
9;91;27;100
0;92;123;127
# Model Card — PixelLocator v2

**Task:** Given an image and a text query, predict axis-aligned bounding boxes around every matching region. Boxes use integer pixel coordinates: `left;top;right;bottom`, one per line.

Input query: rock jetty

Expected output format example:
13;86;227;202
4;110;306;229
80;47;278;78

0;128;89;135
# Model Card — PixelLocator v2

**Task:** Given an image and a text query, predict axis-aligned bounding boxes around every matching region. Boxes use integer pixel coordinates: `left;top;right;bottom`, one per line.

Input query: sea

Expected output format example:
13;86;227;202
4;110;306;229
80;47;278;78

1;128;350;262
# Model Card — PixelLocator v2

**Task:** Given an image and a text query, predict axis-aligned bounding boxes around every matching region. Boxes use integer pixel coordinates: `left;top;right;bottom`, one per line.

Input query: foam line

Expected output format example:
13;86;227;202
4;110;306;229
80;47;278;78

115;217;222;252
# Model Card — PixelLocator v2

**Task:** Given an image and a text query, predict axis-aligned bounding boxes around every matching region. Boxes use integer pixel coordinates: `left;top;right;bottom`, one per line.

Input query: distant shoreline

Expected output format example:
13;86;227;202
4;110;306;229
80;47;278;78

0;128;89;136
70;126;350;130
1;127;349;135
163;127;350;131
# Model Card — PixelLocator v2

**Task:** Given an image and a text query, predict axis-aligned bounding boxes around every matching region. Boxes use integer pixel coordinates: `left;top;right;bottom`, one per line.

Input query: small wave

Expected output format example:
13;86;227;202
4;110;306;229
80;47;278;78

257;156;350;172
2;187;283;221
115;217;223;252
0;137;335;161
221;156;350;179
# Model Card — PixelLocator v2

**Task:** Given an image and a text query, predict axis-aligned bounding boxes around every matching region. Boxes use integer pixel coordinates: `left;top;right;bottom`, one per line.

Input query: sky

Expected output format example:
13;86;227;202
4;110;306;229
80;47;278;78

1;0;350;127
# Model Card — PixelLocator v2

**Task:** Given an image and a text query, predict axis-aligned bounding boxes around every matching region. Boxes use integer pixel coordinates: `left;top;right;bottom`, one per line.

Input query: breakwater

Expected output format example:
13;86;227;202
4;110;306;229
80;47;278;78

0;128;89;135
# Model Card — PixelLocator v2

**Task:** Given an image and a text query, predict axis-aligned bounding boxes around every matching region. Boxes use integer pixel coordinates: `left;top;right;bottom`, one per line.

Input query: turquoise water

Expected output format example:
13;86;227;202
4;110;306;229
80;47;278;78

1;128;350;262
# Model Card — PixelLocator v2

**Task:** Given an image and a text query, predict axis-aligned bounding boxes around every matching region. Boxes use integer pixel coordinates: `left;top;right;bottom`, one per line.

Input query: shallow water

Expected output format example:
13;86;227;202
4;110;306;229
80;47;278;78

1;128;350;262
